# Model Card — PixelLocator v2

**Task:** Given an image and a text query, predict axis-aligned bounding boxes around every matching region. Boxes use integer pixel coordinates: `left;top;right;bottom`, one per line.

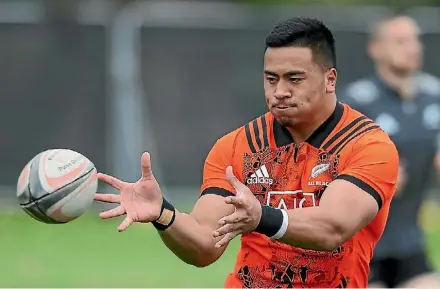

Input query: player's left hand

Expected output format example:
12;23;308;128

213;166;262;248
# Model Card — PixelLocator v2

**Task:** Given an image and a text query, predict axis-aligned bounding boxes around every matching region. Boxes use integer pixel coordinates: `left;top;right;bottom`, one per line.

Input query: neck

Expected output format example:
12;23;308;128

286;94;337;144
376;65;414;100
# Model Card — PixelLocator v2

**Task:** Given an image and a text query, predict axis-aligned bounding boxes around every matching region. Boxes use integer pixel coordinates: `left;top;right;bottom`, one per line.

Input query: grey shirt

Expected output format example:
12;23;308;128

340;72;440;258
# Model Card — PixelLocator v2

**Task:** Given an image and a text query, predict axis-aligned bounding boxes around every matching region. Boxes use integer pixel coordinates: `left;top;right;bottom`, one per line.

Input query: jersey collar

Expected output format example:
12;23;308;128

273;101;344;148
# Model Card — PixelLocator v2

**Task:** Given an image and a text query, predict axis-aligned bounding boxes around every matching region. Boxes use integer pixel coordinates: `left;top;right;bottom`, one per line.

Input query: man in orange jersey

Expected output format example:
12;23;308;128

94;17;399;288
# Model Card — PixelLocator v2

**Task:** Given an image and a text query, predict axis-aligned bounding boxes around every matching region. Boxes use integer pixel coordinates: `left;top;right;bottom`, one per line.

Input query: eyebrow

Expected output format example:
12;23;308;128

264;70;306;77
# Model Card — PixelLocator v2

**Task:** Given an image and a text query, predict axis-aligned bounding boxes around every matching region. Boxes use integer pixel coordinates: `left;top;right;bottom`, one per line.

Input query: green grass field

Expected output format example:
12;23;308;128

1;206;440;287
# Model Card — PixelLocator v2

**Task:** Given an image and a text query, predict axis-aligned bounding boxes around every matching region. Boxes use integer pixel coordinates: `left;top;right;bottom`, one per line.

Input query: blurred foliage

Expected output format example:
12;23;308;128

237;0;440;9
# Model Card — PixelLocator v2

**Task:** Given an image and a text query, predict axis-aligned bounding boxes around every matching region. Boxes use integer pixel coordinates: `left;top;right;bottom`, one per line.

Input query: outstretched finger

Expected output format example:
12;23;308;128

118;216;133;232
140;152;154;180
97;173;125;189
94;193;121;203
224;196;246;208
99;205;126;219
213;222;235;238
225;166;248;196
215;231;239;248
218;210;245;226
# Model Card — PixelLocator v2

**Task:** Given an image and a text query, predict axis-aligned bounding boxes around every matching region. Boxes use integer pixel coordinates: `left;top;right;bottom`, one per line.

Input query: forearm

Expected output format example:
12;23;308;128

277;207;344;251
158;210;225;267
256;206;344;252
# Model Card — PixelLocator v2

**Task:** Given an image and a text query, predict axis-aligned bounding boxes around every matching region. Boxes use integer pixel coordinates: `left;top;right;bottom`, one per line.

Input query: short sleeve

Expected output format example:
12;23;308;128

200;130;238;197
335;133;399;210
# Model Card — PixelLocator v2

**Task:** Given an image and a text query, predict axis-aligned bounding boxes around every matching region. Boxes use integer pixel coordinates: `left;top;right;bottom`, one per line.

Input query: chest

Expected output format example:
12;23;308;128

238;145;342;210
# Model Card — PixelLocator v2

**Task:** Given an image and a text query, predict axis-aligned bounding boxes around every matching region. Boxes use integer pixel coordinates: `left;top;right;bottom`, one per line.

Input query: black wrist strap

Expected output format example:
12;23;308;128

254;205;283;238
152;198;176;231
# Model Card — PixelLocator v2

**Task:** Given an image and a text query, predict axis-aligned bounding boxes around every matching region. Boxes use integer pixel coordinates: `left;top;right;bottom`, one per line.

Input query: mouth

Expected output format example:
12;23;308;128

273;104;295;110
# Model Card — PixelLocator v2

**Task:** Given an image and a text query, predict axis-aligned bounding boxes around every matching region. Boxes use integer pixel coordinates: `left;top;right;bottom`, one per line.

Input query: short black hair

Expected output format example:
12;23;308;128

265;17;337;70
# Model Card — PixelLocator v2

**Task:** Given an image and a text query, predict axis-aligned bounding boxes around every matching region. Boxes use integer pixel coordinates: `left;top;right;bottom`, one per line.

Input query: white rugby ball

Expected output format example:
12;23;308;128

16;149;98;224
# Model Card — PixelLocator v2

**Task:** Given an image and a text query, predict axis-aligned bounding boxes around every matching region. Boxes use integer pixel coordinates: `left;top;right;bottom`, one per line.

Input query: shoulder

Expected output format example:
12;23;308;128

337;106;399;169
340;77;381;106
344;120;398;166
335;119;399;206
337;104;397;156
208;113;269;157
353;125;396;153
415;72;440;97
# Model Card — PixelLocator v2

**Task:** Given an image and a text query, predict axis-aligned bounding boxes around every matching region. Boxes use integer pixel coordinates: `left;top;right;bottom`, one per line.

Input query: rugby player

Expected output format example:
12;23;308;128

94;17;399;288
341;15;440;288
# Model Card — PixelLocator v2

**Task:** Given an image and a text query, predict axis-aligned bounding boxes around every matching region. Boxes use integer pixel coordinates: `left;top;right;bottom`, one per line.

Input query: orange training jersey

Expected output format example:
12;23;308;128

200;102;398;288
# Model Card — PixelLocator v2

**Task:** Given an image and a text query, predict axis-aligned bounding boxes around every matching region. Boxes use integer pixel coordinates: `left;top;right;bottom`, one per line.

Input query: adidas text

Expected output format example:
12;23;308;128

246;177;273;185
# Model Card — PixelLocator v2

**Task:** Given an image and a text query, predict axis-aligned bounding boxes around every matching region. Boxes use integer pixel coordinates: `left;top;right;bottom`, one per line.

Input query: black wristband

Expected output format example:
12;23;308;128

152;197;176;231
254;205;283;237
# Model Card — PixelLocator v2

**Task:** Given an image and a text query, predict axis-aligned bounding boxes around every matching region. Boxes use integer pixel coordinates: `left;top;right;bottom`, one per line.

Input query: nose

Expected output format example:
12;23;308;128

274;82;291;99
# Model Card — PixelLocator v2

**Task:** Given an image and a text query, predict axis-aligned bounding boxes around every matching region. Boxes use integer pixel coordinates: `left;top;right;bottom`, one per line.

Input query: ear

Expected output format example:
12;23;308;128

325;68;337;93
367;40;379;62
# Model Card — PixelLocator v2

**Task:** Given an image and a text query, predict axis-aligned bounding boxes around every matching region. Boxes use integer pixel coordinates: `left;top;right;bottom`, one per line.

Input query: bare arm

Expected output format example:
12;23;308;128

159;193;235;267
159;129;240;266
278;179;379;251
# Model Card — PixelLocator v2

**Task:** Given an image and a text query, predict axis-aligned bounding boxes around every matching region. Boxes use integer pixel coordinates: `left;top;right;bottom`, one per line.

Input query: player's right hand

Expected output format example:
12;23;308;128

94;152;163;232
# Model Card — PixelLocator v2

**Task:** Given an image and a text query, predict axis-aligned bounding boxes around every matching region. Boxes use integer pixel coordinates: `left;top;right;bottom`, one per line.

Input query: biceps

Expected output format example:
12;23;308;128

320;179;379;238
190;194;235;230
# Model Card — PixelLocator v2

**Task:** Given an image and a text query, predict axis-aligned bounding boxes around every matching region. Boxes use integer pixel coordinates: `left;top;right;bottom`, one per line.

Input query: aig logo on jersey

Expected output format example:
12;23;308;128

267;190;317;210
246;165;274;185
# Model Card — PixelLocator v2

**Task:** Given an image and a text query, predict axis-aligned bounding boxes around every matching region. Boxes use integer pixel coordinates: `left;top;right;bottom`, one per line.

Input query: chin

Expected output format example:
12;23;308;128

392;63;420;75
271;108;296;126
276;116;296;127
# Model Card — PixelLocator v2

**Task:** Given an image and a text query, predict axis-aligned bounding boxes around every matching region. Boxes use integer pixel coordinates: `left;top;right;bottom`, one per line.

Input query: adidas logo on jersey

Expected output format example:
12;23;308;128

247;165;273;185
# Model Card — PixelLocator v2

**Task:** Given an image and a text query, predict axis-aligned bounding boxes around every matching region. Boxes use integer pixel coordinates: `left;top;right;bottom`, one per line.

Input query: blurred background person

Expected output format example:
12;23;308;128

341;15;440;288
